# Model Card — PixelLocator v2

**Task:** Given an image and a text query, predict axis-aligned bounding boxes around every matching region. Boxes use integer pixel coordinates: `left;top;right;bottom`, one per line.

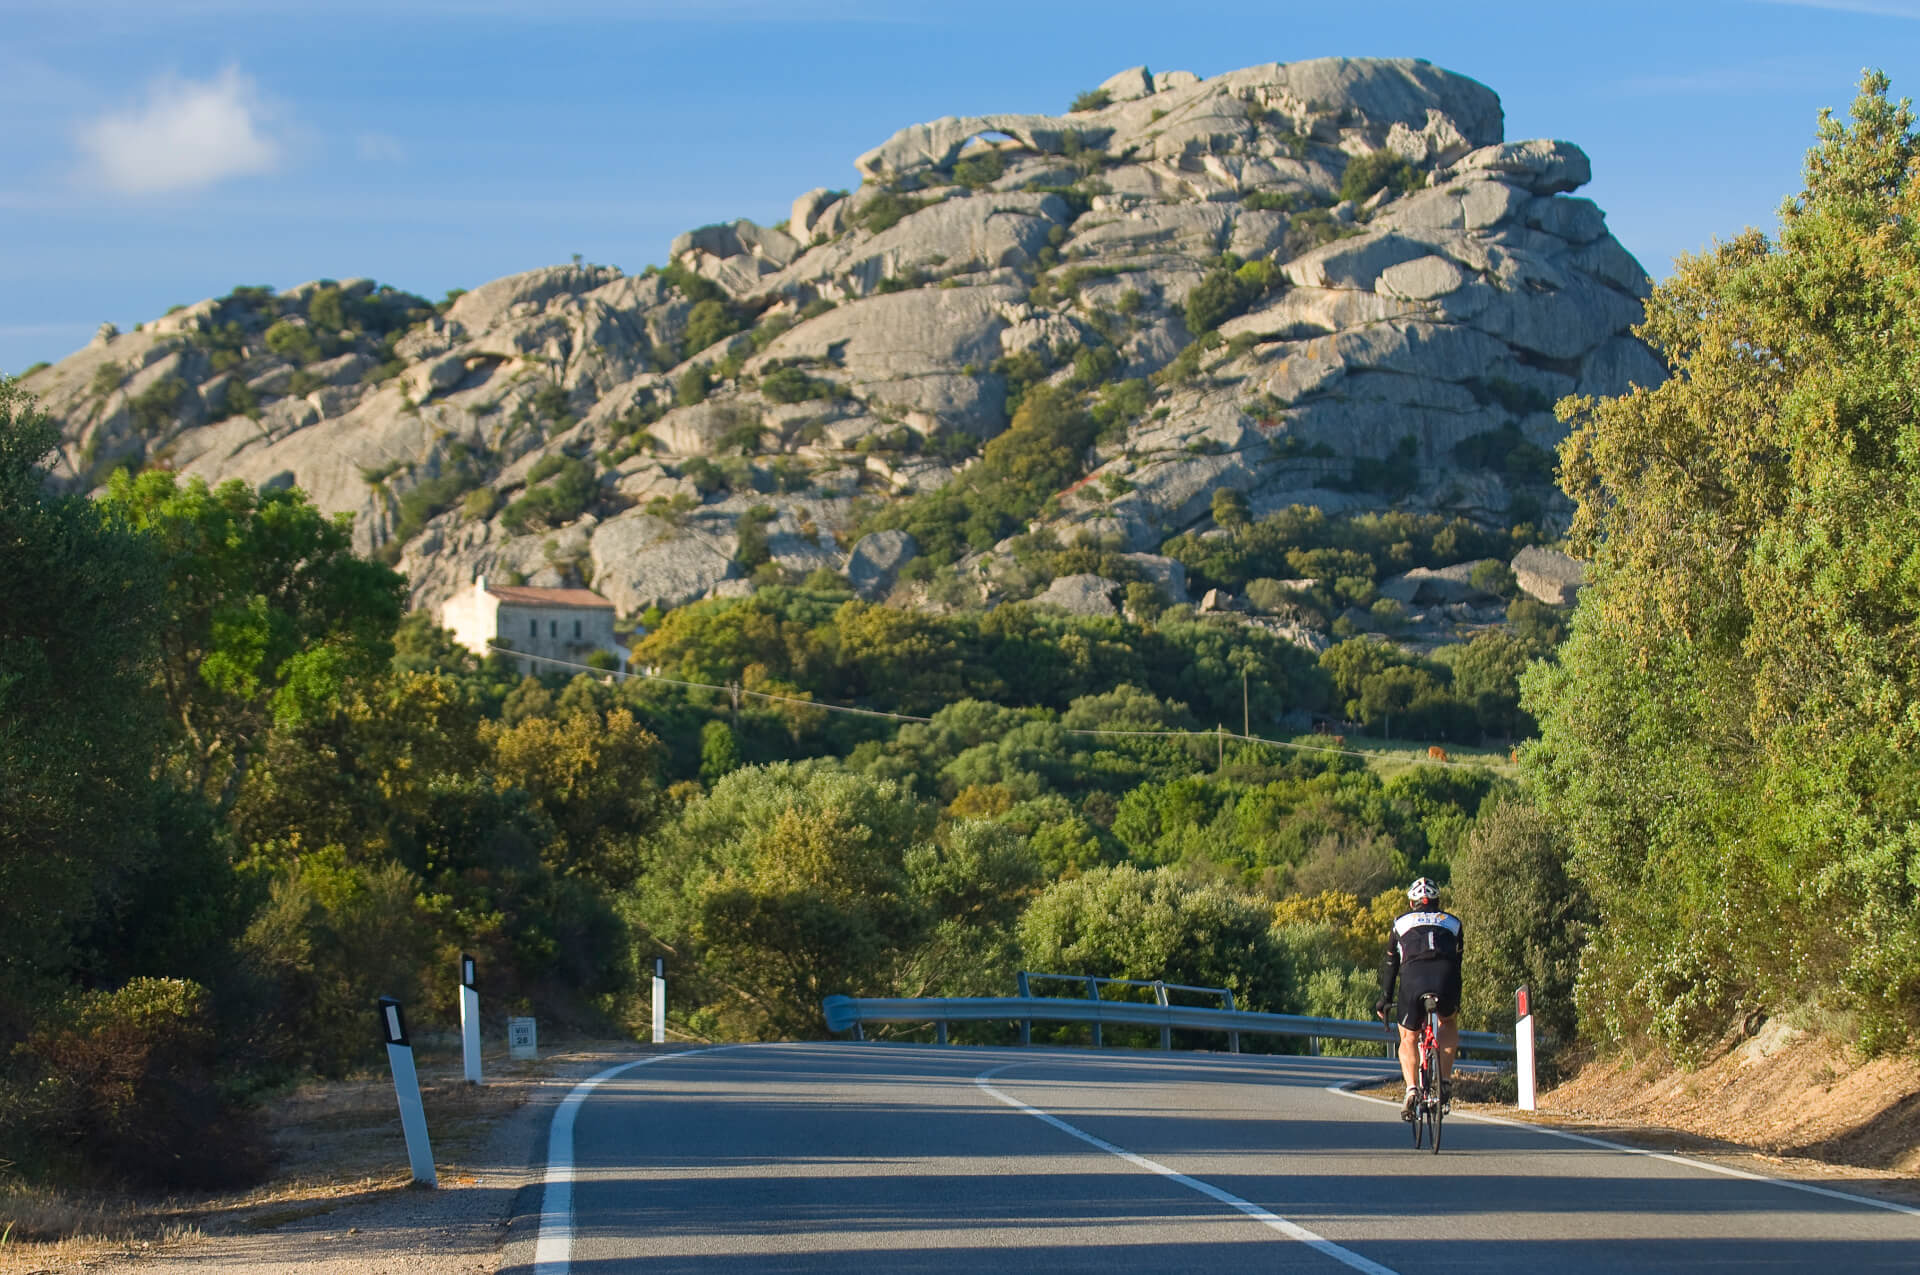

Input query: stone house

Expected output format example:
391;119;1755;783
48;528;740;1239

440;575;626;676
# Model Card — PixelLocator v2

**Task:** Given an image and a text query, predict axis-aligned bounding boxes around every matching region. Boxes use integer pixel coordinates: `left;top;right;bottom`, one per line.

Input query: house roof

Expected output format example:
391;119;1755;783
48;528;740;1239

486;584;615;610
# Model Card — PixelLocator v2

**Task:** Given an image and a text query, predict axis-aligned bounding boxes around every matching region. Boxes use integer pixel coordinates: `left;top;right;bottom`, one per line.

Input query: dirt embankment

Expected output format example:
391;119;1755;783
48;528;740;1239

1542;1018;1920;1177
0;1041;668;1275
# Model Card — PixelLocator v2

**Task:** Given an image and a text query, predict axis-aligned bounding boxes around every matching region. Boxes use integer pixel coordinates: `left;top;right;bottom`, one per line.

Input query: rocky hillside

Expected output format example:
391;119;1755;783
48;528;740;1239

22;56;1660;628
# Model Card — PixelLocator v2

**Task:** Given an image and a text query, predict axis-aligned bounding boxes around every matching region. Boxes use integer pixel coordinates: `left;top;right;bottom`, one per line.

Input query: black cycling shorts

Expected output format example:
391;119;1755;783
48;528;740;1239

1395;962;1461;1030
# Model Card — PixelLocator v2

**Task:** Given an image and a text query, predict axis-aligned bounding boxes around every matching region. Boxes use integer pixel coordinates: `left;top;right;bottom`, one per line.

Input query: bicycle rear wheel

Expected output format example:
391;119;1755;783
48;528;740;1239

1425;1007;1445;1153
1411;1062;1427;1148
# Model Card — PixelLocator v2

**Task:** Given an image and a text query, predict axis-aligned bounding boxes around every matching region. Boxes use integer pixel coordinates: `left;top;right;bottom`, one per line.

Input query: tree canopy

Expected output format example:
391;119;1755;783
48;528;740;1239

1532;72;1920;1053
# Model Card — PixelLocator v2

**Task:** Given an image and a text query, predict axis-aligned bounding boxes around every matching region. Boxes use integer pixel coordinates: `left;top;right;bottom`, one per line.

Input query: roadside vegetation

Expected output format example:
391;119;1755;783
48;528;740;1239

3;71;1917;1203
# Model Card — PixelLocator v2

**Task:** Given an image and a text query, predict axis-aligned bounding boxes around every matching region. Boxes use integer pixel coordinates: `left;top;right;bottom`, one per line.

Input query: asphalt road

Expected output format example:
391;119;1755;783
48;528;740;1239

500;1042;1920;1273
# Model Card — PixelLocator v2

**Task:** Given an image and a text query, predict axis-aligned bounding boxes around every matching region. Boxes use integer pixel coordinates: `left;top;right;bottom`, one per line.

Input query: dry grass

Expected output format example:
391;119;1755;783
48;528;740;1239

0;1041;557;1272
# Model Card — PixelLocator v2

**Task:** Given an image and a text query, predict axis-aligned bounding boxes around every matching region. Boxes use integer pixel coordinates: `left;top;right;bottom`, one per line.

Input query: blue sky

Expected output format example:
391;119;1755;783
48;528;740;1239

2;0;1916;373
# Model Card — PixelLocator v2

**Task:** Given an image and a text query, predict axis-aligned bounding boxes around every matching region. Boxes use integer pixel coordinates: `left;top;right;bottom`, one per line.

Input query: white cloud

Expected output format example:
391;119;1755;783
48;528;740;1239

76;67;279;195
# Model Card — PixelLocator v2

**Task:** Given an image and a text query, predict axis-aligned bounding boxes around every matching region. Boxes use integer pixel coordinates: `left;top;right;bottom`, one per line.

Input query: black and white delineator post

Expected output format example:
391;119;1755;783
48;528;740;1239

458;953;482;1086
378;996;437;1186
1515;984;1537;1111
651;957;666;1045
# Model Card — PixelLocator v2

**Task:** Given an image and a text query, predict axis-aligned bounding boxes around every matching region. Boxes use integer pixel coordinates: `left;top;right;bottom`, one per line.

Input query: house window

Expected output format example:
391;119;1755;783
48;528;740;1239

550;620;558;638
529;618;537;637
574;619;582;639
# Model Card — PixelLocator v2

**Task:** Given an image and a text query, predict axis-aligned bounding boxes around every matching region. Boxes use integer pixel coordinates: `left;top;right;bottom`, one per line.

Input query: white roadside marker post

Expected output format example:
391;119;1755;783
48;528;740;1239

1515;984;1537;1111
459;953;482;1086
651;957;666;1045
378;996;437;1186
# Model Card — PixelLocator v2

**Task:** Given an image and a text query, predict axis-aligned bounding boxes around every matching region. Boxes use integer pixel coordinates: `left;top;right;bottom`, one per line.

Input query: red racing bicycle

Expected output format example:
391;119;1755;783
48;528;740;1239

1407;991;1444;1153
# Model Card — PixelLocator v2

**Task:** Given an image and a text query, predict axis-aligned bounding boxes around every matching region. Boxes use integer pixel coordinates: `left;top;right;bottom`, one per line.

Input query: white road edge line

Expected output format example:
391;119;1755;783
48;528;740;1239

532;1045;746;1275
1326;1078;1920;1217
976;1062;1398;1275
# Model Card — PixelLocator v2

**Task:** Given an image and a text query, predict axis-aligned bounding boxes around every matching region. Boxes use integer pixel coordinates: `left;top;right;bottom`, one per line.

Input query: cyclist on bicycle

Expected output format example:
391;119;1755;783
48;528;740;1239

1373;877;1463;1118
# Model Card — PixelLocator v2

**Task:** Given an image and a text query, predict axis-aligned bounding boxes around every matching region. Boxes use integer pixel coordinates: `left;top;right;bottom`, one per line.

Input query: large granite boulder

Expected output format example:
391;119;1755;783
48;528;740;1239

846;529;919;599
1034;574;1121;617
1511;545;1585;606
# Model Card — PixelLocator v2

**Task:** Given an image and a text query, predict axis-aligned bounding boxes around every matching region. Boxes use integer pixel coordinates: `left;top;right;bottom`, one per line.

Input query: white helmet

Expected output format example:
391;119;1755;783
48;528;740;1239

1407;877;1439;906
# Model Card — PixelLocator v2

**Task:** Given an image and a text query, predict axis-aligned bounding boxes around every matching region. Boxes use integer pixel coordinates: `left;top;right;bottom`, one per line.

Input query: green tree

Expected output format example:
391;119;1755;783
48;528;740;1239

1450;799;1589;1043
0;379;168;1020
700;719;742;783
1535;71;1920;1052
1017;864;1291;1012
99;471;407;811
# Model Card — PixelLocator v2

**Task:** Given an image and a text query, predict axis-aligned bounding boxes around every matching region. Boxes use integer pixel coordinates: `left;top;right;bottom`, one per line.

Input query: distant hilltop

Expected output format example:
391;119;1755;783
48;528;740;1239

24;55;1654;637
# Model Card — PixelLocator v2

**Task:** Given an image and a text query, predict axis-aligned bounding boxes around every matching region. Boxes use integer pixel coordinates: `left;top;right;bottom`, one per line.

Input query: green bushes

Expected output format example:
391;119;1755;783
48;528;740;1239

1163;504;1511;595
1322;434;1420;499
1018;865;1290;1011
953;148;1006;189
1069;88;1112;113
501;457;596;532
4;978;268;1188
1338;149;1424;206
683;299;742;355
128;375;187;433
1242;189;1297;212
858;383;1095;565
760;365;838;404
736;503;777;570
851;190;932;234
263;318;323;365
1453;424;1556;487
1184;256;1279;335
1451;800;1588;1040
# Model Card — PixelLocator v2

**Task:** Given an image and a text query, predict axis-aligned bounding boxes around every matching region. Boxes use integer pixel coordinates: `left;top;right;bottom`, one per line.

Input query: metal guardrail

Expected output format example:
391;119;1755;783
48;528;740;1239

821;993;1515;1057
1017;970;1239;1051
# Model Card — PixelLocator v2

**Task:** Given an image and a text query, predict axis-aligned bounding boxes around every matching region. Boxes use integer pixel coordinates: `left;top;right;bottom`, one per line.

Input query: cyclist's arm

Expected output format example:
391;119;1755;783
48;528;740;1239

1376;932;1400;1013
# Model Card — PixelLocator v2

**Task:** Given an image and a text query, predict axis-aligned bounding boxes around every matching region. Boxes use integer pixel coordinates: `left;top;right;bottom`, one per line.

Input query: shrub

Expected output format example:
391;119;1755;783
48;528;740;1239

1322;434;1420;500
263;318;322;365
1184;257;1277;334
683;299;742;355
9;979;268;1188
1017;864;1291;1011
501;458;596;532
1468;559;1519;598
128;376;187;434
89;363;124;399
677;366;710;406
761;366;837;404
531;380;576;428
1241;190;1296;212
1451;800;1589;1040
852;191;931;234
1338;149;1424;206
1453;424;1556;487
1211;487;1249;528
953;148;1006;189
1069;88;1112;113
463;487;499;520
750;312;794;351
219;376;260;420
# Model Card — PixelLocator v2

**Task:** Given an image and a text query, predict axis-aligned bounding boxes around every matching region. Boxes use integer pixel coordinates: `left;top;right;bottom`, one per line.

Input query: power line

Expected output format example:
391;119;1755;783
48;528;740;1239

485;646;1516;770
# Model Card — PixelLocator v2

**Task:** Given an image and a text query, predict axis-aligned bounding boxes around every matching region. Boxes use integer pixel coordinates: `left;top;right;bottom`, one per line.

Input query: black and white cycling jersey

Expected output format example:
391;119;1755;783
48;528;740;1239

1379;908;1464;1010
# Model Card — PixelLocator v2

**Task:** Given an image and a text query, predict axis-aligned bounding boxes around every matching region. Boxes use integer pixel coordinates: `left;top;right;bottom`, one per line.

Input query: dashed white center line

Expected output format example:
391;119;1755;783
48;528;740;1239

976;1061;1399;1275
